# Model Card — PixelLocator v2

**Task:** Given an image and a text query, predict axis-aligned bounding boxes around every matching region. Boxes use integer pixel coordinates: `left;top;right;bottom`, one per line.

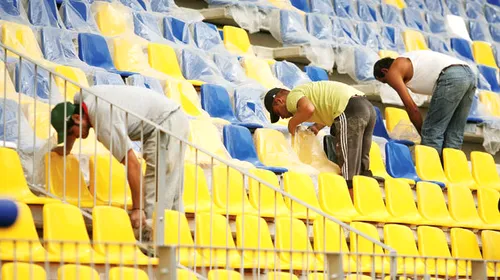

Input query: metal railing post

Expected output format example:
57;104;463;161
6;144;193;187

325;252;344;280
157;246;177;280
154;129;168;246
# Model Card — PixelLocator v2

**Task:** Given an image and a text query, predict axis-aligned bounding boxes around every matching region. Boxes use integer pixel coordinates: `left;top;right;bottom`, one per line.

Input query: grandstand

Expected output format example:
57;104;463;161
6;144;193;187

1;0;500;279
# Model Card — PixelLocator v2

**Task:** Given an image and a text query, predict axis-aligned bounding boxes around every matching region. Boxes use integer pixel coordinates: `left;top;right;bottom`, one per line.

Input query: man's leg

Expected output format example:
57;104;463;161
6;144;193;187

360;98;376;175
142;135;159;220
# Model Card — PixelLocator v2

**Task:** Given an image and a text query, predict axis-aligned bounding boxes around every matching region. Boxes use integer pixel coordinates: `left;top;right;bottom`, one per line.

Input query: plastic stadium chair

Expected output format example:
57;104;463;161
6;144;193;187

479;90;500;117
0;148;60;204
358;0;378;22
450;37;475;62
290;0;310;12
222;26;254;56
193;22;222;51
418;226;464;276
384;179;425;224
243;57;283;89
109;267;149;280
279;10;312;45
305;65;329;81
403;8;427;31
467;95;484;123
273;61;311;89
486;4;500;23
0;0;24;21
427;36;452;55
54;65;89;101
248;168;291;217
93;71;125;86
1;21;45;60
14;60;55;101
370;142;396;182
349;222;391;274
223;125;287;173
384;0;406;9
44;203;105;264
207;270;242;280
426;13;446;34
384;224;426;275
465;1;483;20
283;171;321;220
235;215;280;269
178;269;200;280
353;176;392;222
164;210;209;267
60;0;99;32
211;165;260;216
380;3;404;25
472;41;498;68
164;80;207;118
313;219;357;271
403;29;428;51
416;182;459;227
491;24;500;43
89;155;132;208
310;0;334;15
200;84;262;128
120;0;147;11
318;173;361;222
448;185;497;229
450;228;492;276
469;20;489;42
78;33;136;77
133;11;164;42
92;206;156;265
57;265;99;280
384;107;411;133
94;2;130;36
385;141;421;182
357;22;384;51
415;145;448;188
478;65;500;93
307;13;334;41
45;152;98;208
481;230;500;273
374;107;405;143
442;148;479;190
41;27;80;64
183;164;223;214
472;151;500;190
268;272;300;280
0;61;16;95
1;263;46;279
163;16;191;44
28;0;60;27
335;0;358;18
425;0;443;15
477;188;500;225
381;25;406;53
275;217;323;271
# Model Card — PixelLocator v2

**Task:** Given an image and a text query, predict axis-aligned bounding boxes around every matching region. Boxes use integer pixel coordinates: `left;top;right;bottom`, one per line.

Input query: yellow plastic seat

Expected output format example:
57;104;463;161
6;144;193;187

481;230;500;273
207;269;242;280
243;57;284;89
479;91;500;117
44;203;105;264
248;168;291;218
183;164;223;214
478;188;500;225
313;219;357;272
283;171;321;220
254;128;318;175
109;266;149;280
442;148;479;190
385;178;425;224
93;2;130;36
0;148;60;204
417;226;463;276
415;145;449;186
164;79;208;118
275;217;323;271
195;213;248;268
318;173;361;222
472;41;498;68
89;155;132;208
92;206;156;265
384;0;406;9
345;276;373;280
57;264;99;280
163;210;209;267
1;21;44;60
0;202;50;261
222;26;255;56
416;182;459;227
235;215;281;269
307;273;326;280
385;107;411;133
212;165;259;216
451;228;496;277
471;151;500;190
267;272;300;280
403;29;428;51
378;50;399;58
349;222;391;274
1;262;46;280
0;60;17;97
177;269;199;280
20;97;57;141
383;224;426;275
54;65;89;102
448;185;498;229
147;43;203;86
353;175;392;222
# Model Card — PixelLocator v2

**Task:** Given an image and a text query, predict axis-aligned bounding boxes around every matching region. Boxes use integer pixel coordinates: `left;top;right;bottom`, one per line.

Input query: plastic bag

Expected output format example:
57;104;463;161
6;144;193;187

389;119;422;144
228;3;261;33
481;119;500;155
272;60;311;89
60;0;100;32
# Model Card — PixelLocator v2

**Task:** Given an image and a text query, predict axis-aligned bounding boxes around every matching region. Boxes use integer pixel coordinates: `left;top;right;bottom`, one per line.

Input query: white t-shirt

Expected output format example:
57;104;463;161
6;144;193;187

399;50;469;96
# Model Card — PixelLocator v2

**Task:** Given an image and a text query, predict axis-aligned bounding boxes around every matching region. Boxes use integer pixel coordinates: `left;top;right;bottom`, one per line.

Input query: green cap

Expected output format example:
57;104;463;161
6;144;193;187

51;102;76;144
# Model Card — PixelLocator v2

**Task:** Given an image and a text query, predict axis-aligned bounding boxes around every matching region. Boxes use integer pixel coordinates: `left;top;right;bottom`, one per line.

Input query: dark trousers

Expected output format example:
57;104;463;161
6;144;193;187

330;96;376;188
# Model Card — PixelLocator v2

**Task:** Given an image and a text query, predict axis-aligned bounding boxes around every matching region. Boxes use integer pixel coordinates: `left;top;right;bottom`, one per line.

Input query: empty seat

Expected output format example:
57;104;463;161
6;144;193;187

417;226;463;276
469;20;490;42
305;65;329;81
349;222;391;273
385;179;425;224
383;224;426;275
60;0;99;32
273;61;311;89
40;27;79;65
14;60;59;102
448;185;495;229
133;12;163;42
373;107;391;141
93;71;125;86
278;10;312;45
310;0;334;15
358;0;378;22
275;217;323;270
1;263;46;279
211;165;259;216
268;272;300;280
163;16;191;44
110;37;162;78
54;65;89;101
415;145;448;187
426;13;446;34
479;90;500;117
109;267;149;280
177;269;199;280
384;0;406;9
164;80;207;118
385;141;421;182
486;4;500;23
89;155;132;208
183;164;222;214
193;22;223;51
416;182;459;227
384;107;411;133
57;264;99;280
478;65;500;93
1;21;49;64
243;57;283;89
283;171;321;220
222;26;254;56
403;29;428;51
481;230;500;272
442;148;479;190
465;1;484;20
477;188;500;225
44;203;105;263
427;36;452;55
248;168;291;217
369;142;394;182
381;4;404;25
318;173;361;222
381;25;406;52
450;37;475;62
292;128;340;174
472;41;498;68
28;0;60;27
403;8;427;31
92;206;156;265
357;22;384;51
207;270;242;280
164;210;208;267
93;2;131;37
450;228;490;275
353;176;392;222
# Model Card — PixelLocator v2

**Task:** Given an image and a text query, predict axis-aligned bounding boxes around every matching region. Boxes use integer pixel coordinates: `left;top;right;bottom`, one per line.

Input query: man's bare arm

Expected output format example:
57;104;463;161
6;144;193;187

122;149;146;228
288;96;315;136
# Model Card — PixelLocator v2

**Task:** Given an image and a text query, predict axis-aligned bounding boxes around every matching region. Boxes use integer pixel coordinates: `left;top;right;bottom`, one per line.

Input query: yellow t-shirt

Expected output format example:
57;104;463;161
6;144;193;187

286;81;364;126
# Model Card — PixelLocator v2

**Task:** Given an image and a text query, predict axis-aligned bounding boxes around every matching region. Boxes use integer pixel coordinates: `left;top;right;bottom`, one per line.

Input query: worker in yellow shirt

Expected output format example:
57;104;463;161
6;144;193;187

264;81;376;189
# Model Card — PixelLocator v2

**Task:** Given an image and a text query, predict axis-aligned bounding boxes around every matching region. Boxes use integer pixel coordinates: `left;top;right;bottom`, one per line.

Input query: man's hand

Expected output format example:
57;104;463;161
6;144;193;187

130;209;147;229
288;120;297;136
309;123;325;135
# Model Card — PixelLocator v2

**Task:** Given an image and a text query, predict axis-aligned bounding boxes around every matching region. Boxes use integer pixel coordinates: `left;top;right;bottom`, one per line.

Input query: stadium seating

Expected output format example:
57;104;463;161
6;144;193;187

57;264;100;279
283;171;320;220
417;226;463;276
349;222;391;273
383;224;426;274
353;176;392;223
248;168;291;218
416;182;459;227
442;148;480;190
471;151;500;190
109;267;150;280
1;263;46;279
318;172;361;222
384;179;425;224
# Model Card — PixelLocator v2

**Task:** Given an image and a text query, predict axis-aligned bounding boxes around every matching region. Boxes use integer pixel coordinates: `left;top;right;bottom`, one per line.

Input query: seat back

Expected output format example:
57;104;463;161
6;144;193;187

223;125;260;164
279;9;312;45
222;26;253;56
478;65;500;93
416;182;454;221
481;230;500;264
403;29;428;51
195;213;239;263
417;226;457;274
178;269;200;280
1;21;44;59
183;164;215;213
41;28;79;63
349;222;386;267
235;215;277;262
0;60;16;95
353;176;391;218
383;224;421;266
28;0;60;27
212;165;256;212
133;12;163;42
248;168;289;215
254;128;296;167
57;264;99;280
312;218;350;260
479;90;500;117
373;107;390;139
384;178;421;219
164;210;195;247
310;0;334;15
1;263;46;279
426;13;446;34
54;65;89;101
384;107;411;132
61;0;99;32
273;61;311;89
243;57;283;89
450;228;482;271
109;267;149;280
358;0;378;22
305;65;329;81
442;148;477;187
275;217;317;264
477;188;500;224
283;171;322;215
89;155;132;207
111;37;149;72
472;41;498;68
369;142;391;179
94;2;130;36
415;145;448;183
165;80;205;118
447;185;483;223
78;33;115;69
318;172;358;218
147;43;184;79
193;22;222;51
200;84;237;121
268;272;300;280
187;119;230;164
384;0;406;9
450;37;474;62
207;270;242;280
403;8;426;31
0;148;33;199
306;13;334;41
385;141;419;179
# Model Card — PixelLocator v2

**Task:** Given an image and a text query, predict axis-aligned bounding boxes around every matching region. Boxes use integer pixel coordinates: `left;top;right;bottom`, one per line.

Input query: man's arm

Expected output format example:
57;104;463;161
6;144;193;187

288;97;315;136
122;149;147;228
386;62;423;133
309;123;326;135
52;136;76;156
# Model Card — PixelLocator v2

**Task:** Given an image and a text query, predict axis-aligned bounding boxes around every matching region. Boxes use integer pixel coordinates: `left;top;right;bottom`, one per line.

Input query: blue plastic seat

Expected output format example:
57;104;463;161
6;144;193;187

465;1;483;20
305;65;329;81
380;4;404;25
478;65;500;93
41;28;79;64
223;125;287;173
357;23;383;51
272;61;311;89
467;95;484;123
426;13;446;34
60;0;99;32
127;74;163;94
233;86;274;128
450;38;475;63
93;71;125;86
488;0;500;6
133;12;164;42
193;22;223;51
381;25;406;52
493;43;500;67
334;0;357;19
151;0;178;13
290;0;310;12
0;0;27;23
406;0;425;9
336;17;360;45
0;98;26;142
180;49;232;87
163;16;191;44
310;0;334;16
485;4;500;23
200;84;263;129
424;0;443;15
306;13;334;41
28;0;60;27
445;0;464;16
15;61;52;102
427;36;452;55
280;10;311;45
374;107;415;146
212;54;247;83
119;0;147;11
490;24;500;42
354;47;379;82
403;8;426;31
469;20;489;42
357;0;378;22
78;33;136;77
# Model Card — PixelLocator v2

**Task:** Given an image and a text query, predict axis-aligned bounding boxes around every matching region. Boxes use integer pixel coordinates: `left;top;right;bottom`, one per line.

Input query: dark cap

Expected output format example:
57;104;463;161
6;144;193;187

264;88;283;123
51;102;77;144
